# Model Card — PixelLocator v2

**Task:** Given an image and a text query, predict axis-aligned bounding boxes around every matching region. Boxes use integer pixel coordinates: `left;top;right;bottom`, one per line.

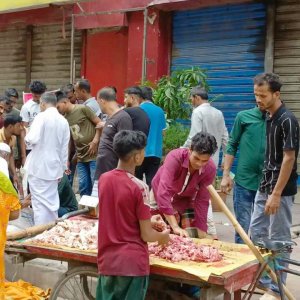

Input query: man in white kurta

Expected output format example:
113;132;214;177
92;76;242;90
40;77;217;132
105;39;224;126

24;93;70;225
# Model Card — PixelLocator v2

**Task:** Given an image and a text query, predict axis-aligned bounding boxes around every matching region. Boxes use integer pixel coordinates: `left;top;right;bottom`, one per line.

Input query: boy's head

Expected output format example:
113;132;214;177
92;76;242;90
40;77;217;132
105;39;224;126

189;132;217;170
4;115;23;136
113;130;147;166
56;91;71;114
29;80;47;103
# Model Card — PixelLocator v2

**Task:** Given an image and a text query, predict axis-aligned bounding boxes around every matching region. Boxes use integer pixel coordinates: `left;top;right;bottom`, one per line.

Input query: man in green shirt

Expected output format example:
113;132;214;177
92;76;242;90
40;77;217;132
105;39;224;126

221;106;266;244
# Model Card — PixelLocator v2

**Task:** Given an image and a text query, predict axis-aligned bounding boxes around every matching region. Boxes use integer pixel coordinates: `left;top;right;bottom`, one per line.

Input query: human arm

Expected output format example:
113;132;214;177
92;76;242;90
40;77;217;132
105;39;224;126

21;193;31;209
183;110;202;148
265;150;296;215
139;219;170;245
61;123;70;174
221;116;229;161
20;105;29;128
220;154;235;193
9;209;20;220
8;152;18;186
20;129;26;166
24;113;43;146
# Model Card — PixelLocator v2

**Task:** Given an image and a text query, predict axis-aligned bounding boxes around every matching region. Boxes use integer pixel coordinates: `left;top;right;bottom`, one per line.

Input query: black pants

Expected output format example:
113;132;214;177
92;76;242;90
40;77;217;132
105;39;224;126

135;156;161;188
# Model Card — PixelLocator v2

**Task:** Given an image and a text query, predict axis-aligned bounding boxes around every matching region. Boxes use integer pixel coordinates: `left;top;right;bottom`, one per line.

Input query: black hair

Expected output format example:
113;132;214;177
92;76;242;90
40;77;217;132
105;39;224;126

4;115;22;128
61;84;74;94
124;86;143;98
41;93;57;106
97;87;117;101
0;95;6;103
55;90;69;102
253;73;282;93
190;86;208;100
29;80;47;94
5;88;19;99
77;79;91;93
113;130;147;160
109;86;117;94
191;132;217;156
140;86;153;101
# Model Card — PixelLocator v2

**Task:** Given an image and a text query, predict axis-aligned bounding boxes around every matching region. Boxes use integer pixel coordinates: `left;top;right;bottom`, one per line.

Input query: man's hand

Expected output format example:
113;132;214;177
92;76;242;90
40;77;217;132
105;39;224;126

172;226;189;237
265;193;281;215
21;156;26;167
220;175;233;194
21;194;31;209
158;229;170;245
151;214;168;232
87;140;98;156
13;174;19;187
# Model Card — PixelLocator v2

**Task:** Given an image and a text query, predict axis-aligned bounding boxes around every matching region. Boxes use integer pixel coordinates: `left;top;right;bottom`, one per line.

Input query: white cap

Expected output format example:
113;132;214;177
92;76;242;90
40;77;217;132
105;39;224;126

0;142;11;153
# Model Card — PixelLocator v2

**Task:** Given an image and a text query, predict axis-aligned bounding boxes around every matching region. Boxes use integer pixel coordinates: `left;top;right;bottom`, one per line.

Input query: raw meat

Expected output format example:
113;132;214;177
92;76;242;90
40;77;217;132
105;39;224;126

148;234;223;263
29;219;98;251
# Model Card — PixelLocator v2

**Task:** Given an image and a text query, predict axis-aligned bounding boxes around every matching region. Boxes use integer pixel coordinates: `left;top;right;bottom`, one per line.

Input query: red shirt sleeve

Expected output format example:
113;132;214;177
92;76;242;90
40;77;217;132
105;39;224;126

135;188;152;220
154;150;182;215
194;160;216;232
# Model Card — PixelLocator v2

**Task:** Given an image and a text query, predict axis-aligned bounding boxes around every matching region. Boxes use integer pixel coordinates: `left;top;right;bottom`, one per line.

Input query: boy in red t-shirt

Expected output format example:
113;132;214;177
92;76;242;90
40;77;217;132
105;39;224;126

97;130;170;300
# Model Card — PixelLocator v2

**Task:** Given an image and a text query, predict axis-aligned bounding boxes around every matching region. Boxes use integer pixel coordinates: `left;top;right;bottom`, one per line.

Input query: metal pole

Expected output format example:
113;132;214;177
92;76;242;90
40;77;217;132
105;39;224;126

70;14;75;83
142;8;148;83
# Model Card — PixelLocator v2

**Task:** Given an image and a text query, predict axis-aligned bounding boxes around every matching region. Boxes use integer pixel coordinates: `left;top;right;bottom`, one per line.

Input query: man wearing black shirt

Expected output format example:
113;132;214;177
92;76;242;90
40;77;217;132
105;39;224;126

250;73;299;296
123;86;150;137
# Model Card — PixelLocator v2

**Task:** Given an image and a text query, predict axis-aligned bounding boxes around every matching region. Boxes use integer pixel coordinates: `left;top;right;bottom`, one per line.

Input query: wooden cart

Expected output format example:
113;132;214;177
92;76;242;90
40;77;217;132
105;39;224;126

5;239;260;300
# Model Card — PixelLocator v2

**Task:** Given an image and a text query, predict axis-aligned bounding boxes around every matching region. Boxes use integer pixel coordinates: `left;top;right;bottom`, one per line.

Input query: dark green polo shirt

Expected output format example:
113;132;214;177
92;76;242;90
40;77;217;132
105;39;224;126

226;107;266;191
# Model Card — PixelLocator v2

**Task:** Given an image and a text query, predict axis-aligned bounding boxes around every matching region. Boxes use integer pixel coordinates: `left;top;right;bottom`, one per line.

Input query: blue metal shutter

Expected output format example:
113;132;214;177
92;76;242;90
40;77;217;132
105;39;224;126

172;2;266;129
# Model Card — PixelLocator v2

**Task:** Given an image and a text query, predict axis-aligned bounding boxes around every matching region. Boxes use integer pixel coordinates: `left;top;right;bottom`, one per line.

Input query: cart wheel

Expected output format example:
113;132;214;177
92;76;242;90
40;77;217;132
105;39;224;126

50;266;98;300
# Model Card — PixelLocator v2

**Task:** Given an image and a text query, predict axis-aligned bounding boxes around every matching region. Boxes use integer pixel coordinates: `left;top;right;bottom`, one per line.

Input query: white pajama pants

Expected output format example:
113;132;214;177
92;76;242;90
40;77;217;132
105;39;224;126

28;175;59;225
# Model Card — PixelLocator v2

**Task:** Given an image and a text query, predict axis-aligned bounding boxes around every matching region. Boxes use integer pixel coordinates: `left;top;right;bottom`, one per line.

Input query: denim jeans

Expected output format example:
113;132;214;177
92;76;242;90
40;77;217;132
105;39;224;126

233;183;257;244
77;160;96;196
249;191;293;293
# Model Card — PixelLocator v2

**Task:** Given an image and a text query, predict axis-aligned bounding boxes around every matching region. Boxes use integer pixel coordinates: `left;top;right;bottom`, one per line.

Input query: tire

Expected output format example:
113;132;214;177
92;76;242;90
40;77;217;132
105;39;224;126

50;266;98;300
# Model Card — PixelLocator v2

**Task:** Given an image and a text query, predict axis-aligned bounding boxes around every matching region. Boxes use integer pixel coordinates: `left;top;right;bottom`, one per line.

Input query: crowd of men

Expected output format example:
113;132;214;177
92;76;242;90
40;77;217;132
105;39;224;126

0;72;299;299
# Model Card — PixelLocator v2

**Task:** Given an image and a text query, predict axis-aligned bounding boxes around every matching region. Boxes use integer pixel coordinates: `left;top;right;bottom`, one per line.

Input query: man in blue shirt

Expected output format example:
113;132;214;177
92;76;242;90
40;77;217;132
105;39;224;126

136;87;166;188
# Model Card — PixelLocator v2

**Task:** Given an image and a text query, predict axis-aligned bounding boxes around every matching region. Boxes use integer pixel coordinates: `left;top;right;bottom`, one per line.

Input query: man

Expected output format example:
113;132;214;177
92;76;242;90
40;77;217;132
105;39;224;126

123;86;150;136
24;93;70;225
0;97;5;128
74;79;102;117
221;106;266;244
136;86;166;188
4;88;20;117
249;73;299;297
94;87;133;181
0;115;23;186
56;91;102;196
151;132;217;238
20;80;46;129
61;84;77;104
183;86;228;239
0;143;20;296
3;91;26;168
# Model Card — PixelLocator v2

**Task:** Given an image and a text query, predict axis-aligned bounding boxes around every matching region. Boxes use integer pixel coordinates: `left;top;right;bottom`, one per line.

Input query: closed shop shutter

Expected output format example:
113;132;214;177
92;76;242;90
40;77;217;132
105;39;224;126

0;25;27;100
274;0;300;172
171;2;266;171
31;23;82;90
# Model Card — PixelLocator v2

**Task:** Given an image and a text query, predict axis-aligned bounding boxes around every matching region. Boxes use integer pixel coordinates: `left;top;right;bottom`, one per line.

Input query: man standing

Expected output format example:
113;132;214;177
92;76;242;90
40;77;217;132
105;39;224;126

74;79;102;117
136;87;166;188
24;93;70;225
94;87;132;180
61;84;77;104
221;106;266;244
123;86;150;136
56;91;102;196
183;86;228;239
250;73;299;296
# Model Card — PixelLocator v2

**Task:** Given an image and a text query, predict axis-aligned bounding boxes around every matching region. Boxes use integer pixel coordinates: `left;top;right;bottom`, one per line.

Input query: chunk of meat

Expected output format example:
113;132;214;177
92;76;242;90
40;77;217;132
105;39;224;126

148;234;223;263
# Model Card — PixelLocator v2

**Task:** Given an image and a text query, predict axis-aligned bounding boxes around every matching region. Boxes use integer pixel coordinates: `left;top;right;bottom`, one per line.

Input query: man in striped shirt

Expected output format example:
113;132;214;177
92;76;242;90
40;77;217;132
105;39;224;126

250;73;299;296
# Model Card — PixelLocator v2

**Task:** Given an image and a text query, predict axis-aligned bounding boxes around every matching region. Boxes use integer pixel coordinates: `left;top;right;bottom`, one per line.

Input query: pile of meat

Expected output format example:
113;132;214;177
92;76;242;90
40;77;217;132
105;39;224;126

29;219;98;251
148;234;223;263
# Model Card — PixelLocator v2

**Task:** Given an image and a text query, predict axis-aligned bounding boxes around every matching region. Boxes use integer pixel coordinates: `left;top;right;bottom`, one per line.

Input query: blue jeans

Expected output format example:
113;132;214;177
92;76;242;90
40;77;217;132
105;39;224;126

233;183;256;244
77;160;96;196
250;191;293;293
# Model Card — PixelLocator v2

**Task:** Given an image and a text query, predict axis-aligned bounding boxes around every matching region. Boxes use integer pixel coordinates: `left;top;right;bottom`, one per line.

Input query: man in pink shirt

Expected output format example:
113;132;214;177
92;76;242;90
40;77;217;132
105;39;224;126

151;132;217;238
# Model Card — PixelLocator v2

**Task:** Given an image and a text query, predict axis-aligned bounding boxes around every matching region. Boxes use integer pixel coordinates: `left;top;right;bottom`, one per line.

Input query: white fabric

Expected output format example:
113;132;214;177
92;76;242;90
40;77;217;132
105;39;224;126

0;142;11;153
24;107;70;180
0;156;9;177
20;99;40;128
183;103;229;167
207;201;217;236
28;175;59;225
